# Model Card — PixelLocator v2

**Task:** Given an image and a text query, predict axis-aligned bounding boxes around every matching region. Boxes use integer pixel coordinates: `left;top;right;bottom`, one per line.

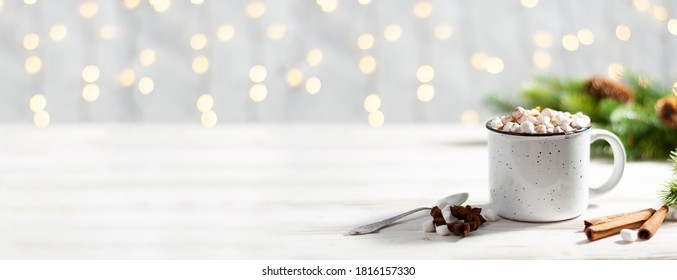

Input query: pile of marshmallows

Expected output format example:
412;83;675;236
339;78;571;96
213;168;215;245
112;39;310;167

488;107;592;134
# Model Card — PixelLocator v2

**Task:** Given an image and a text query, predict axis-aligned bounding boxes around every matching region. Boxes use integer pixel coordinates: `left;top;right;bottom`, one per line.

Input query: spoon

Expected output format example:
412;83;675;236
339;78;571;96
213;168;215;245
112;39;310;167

347;192;469;235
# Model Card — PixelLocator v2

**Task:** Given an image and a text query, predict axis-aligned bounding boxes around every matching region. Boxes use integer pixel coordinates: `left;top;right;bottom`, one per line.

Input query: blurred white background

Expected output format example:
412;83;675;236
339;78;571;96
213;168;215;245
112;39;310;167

1;0;676;126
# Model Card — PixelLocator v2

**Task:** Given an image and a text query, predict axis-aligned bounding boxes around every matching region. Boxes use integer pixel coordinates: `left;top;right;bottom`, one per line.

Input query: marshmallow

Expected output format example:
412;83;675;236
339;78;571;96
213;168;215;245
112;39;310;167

529;109;540;116
562;124;574;132
541;108;555;117
435;225;451;236
534;124;547;134
511;106;526;119
488;117;503;130
553;126;564;133
545;122;554;133
483;208;500;222
502;122;517;132
510;123;521;133
422;220;435;232
536;116;550;125
526;115;538;124
571;115;591;128
620;229;637;242
520;122;535;133
554;114;572;126
501;115;515;124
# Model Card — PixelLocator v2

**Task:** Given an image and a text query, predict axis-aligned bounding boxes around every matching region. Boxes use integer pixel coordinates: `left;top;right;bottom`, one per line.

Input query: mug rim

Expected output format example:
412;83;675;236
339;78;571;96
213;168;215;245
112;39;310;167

485;120;591;137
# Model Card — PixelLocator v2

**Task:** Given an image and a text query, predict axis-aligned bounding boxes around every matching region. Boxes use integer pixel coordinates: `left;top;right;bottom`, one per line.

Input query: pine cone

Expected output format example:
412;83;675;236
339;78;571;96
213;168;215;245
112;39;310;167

583;76;634;103
656;95;677;129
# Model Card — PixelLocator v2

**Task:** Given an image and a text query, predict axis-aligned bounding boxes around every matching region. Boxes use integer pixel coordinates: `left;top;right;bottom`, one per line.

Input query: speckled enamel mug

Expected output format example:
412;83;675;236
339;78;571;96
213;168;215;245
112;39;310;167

486;124;626;222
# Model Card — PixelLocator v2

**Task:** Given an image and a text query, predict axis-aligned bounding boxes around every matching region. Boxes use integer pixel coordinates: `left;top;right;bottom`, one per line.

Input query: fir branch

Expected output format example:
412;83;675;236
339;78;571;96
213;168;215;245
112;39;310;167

659;180;677;207
671;150;677;174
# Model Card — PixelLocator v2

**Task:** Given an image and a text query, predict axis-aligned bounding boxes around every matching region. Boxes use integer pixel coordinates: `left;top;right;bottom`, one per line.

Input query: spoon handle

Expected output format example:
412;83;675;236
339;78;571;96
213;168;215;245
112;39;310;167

348;207;431;235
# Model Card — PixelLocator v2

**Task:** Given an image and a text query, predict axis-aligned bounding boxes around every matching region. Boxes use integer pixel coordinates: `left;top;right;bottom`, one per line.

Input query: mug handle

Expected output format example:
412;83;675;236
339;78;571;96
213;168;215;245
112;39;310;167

589;128;626;197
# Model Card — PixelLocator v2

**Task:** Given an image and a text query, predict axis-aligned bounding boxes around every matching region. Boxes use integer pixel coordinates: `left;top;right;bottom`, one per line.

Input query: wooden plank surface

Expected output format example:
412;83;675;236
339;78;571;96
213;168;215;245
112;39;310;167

0;124;674;259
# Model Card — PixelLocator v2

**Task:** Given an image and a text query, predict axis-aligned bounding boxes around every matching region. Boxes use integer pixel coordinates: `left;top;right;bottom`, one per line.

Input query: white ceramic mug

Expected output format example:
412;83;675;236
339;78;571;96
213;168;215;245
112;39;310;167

486;124;626;222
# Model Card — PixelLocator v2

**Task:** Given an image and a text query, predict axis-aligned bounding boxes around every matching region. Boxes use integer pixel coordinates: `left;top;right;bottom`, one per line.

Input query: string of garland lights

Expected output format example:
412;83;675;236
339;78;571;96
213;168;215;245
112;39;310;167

5;0;677;128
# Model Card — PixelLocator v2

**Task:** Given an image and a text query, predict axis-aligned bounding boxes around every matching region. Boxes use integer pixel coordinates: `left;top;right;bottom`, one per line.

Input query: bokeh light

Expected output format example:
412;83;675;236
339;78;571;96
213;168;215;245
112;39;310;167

82;83;100;102
119;68;136;87
521;0;539;8
461;110;480;125
416;84;435;102
286;68;303;87
416;65;434;83
249;84;267;102
562;34;579;51
485;57;504;74
29;94;47;113
577;28;594;45
247;1;265;18
138;77;154;94
49;24;68;42
434;24;453;40
368;111;384;128
653;5;668;21
357;33;374;50
192;56;209;74
470;52;489;70
384;24;402;41
140;48;156;66
82;65;100;83
267;23;286;40
413;1;433;19
305;77;322;94
23;33;40;50
124;0;140;9
201;110;217;128
359;56;377;74
249;65;267;82
217;24;235;41
307;48;323;66
79;1;98;18
534;31;553;48
363;94;381;113
616;25;631;41
33;110;50;128
196;94;214;113
633;0;649;11
100;24;118;40
608;64;624;81
533;50;552;69
190;33;207;50
25;55;42;74
668;19;677;35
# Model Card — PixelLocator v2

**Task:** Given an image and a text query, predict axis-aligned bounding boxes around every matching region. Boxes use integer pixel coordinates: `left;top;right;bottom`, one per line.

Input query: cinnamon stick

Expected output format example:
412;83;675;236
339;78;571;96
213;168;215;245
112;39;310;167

584;208;656;228
584;209;656;241
638;205;669;240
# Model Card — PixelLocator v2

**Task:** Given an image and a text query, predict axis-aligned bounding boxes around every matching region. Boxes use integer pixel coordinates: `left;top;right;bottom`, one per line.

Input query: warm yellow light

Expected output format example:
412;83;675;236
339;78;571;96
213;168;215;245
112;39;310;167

416;84;435;102
82;65;100;83
139;48;156;66
533;50;551;69
470;52;488;70
363;94;381;113
267;23;286;40
246;2;265;18
384;24;402;41
653;5;668;21
249;65;267;82
317;0;338;13
485;57;504;74
368;111;384;128
34;110;50;128
201;110;217;128
0;0;3;10
608;64;624;81
82;83;100;102
196;94;214;113
307;48;323;66
286;68;303;87
562;34;579;51
533;31;552;48
413;1;433;19
357;33;374;50
99;24;118;40
29;94;47;113
217;24;235;41
672;81;677;95
358;0;371;5
416;65;434;83
359;56;377;74
461;110;480;126
79;1;98;18
138;77;154;94
577;28;594;45
249;84;267;102
434;24;453;40
190;33;207;50
616;25;631;41
668;19;677;35
305;77;322;95
25;55;42;74
119;68;136;87
24;0;37;5
521;0;538;8
191;0;204;5
633;0;649;11
192;56;209;74
23;33;40;50
151;0;171;13
124;0;140;9
49;24;68;42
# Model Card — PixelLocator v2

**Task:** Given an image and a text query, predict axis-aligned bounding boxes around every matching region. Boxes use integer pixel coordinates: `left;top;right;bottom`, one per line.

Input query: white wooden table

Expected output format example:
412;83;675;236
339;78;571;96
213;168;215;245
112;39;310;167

0;124;674;259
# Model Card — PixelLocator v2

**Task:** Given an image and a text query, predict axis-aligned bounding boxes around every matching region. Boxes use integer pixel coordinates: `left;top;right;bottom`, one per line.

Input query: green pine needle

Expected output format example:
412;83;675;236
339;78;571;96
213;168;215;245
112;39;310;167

671;150;677;174
659;180;677;207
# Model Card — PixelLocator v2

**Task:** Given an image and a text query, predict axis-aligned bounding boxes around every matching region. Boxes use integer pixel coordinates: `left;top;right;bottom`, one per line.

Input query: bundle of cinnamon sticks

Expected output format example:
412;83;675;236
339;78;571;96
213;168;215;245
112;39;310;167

584;205;669;241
